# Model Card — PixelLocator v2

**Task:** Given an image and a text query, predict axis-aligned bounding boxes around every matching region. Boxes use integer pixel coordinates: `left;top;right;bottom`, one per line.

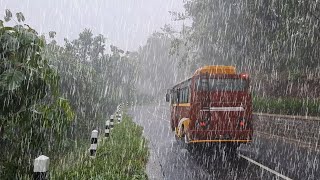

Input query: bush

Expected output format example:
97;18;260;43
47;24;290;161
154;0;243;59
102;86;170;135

52;114;149;180
253;96;320;116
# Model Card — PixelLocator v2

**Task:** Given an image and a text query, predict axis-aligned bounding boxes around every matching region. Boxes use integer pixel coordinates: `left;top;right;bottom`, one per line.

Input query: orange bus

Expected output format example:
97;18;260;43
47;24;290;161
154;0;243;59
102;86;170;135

166;65;253;151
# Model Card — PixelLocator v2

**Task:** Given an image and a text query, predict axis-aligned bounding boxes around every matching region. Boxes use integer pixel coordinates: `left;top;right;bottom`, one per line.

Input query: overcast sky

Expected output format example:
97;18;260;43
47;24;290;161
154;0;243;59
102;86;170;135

0;0;185;51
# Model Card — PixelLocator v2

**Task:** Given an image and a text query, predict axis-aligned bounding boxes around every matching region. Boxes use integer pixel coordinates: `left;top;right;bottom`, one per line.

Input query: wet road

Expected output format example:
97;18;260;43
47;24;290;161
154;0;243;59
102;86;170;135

127;104;320;180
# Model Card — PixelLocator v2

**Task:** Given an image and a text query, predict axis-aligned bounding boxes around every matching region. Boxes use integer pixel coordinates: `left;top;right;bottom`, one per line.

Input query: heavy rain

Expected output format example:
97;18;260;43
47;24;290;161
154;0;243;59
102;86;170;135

0;0;319;179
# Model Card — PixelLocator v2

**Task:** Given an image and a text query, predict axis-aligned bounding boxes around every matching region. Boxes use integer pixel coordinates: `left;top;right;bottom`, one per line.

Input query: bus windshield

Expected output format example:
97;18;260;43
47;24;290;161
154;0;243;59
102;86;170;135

196;78;248;91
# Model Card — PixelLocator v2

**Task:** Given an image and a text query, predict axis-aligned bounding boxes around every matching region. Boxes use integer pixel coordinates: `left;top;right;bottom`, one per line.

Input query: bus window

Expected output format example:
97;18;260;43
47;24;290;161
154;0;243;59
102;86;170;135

172;90;177;104
196;78;201;91
182;88;185;103
180;89;183;103
196;78;248;91
202;78;209;91
176;89;180;103
210;79;248;91
195;77;209;91
186;88;189;103
184;88;187;103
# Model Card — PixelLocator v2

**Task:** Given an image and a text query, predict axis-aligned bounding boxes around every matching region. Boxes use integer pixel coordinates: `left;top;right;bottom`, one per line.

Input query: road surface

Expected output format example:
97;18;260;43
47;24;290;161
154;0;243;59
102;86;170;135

128;104;320;180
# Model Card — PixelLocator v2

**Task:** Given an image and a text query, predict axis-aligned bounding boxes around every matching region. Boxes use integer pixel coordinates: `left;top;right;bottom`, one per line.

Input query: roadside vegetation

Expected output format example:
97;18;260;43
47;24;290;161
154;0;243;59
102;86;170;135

253;96;320;117
0;10;140;179
51;115;149;180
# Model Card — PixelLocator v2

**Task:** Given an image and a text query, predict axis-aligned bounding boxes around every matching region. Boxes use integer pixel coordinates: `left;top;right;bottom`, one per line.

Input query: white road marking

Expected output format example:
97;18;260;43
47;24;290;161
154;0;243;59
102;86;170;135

239;154;293;180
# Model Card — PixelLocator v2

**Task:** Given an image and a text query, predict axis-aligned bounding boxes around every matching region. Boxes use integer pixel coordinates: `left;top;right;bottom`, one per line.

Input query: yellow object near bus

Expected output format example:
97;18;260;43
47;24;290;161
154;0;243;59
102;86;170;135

194;65;236;76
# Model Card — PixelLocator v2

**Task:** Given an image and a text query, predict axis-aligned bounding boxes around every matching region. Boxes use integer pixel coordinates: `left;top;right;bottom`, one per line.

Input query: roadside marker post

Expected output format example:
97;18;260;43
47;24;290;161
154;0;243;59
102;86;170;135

33;155;49;180
90;130;98;157
117;113;122;123
105;120;110;137
110;115;114;129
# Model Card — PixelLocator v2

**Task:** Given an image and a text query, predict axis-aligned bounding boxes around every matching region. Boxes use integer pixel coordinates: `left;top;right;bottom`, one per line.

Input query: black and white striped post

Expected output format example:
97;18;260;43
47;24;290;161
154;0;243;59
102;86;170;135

105;119;110;137
117;113;122;123
33;155;49;180
110;115;114;129
90;130;98;157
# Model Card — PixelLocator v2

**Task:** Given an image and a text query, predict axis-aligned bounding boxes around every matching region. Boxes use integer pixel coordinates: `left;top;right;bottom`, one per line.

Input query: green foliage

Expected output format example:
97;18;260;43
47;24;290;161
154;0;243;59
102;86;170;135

253;96;320;116
52;115;149;180
46;29;138;140
0;9;140;179
169;0;320;100
0;11;74;179
0;70;26;91
173;0;320;71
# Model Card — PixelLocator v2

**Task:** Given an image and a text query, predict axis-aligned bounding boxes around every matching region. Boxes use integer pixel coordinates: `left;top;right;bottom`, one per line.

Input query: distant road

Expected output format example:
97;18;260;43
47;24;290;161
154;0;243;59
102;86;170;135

128;104;319;179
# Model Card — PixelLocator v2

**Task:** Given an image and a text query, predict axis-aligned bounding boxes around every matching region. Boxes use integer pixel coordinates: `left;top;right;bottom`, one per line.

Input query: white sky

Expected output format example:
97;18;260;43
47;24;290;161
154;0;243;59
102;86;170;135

0;0;185;51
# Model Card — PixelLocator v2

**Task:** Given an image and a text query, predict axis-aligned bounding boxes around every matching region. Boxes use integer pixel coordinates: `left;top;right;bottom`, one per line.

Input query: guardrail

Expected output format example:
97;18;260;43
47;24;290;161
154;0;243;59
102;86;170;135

32;103;126;180
254;113;320;148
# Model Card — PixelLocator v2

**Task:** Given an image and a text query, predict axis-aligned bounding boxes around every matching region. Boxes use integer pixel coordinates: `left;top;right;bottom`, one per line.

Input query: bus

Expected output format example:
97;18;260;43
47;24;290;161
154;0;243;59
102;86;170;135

166;65;253;151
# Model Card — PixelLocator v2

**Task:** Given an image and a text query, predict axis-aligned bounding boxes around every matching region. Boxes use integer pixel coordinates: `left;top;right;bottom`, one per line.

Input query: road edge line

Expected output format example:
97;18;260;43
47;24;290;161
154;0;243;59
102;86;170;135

239;154;293;180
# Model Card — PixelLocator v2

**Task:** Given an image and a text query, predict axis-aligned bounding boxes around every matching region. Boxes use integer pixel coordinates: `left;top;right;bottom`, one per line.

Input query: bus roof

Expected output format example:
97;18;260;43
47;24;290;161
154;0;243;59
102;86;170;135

194;65;236;75
170;66;237;90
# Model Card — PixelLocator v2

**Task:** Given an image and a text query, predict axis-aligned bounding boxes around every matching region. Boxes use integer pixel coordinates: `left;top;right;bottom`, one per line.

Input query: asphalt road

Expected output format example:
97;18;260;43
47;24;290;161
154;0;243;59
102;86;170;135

128;104;320;180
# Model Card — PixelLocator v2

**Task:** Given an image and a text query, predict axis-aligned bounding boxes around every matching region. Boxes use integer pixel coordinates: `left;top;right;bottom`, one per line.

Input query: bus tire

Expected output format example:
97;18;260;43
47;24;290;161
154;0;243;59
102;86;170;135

174;132;181;141
183;132;195;152
171;124;175;131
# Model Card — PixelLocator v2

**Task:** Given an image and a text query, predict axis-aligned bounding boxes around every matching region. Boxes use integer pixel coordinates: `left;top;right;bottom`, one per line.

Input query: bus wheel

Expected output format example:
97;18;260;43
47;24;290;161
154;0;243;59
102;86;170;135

184;133;194;152
170;121;175;131
174;132;181;141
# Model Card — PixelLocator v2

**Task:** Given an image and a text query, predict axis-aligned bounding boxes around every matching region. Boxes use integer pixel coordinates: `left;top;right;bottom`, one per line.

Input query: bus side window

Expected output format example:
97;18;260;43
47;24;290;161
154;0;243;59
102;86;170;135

176;89;180;103
202;78;209;91
181;89;184;103
183;88;187;103
183;88;188;103
179;89;183;103
186;88;189;103
196;77;201;91
172;90;175;104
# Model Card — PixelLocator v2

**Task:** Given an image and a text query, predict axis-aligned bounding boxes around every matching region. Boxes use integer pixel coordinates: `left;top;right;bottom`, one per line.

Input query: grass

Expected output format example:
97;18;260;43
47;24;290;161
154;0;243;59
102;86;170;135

51;114;149;180
253;96;320;116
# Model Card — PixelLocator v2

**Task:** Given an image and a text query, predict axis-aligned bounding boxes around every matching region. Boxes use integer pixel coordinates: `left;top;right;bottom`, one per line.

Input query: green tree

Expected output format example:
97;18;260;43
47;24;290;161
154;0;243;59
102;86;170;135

0;10;73;179
46;29;138;140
